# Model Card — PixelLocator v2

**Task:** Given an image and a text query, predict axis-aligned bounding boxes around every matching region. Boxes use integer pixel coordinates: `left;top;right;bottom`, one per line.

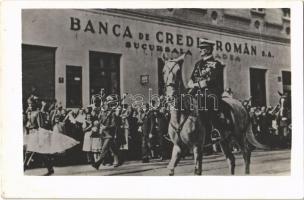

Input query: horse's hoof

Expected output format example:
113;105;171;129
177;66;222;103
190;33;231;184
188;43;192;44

194;168;202;175
169;169;174;176
43;169;54;176
92;163;100;170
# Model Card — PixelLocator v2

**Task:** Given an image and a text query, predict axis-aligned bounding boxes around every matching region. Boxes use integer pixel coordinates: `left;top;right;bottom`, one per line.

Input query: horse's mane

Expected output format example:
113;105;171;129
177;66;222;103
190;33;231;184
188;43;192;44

163;55;198;116
174;66;198;115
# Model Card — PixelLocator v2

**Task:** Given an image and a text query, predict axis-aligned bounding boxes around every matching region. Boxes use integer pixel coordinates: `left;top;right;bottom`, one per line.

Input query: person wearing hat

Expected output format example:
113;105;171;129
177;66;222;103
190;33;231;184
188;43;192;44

222;88;233;98
188;38;224;140
49;102;63;128
188;38;222;95
92;95;121;169
24;97;55;175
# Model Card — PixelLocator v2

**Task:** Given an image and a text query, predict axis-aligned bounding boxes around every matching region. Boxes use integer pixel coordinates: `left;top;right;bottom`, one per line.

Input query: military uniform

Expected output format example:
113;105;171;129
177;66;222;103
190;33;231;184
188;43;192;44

188;38;225;141
190;55;223;100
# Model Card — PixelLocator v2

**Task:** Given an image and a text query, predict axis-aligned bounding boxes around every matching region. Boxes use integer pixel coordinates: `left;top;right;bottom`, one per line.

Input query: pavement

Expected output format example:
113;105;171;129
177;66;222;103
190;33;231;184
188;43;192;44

24;149;291;176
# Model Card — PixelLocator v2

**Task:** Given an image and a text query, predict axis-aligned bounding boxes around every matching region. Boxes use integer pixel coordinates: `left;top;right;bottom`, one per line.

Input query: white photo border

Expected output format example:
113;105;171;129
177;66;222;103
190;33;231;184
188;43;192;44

1;1;303;199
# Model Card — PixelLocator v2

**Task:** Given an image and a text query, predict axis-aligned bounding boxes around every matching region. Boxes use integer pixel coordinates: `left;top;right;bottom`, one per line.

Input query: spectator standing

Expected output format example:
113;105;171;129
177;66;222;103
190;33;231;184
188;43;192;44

92;96;121;169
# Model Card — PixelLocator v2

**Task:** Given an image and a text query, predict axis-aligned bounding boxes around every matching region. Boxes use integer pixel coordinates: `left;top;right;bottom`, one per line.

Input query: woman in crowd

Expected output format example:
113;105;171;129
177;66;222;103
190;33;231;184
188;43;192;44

82;113;94;163
24;97;79;175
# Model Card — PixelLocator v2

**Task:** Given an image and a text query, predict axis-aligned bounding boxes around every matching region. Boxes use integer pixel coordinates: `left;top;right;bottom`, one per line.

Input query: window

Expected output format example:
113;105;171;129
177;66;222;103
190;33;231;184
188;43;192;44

22;44;56;105
257;8;264;12
285;27;290;35
282;71;291;94
211;11;218;20
189;9;207;16
282;8;290;18
254;20;260;29
89;51;121;98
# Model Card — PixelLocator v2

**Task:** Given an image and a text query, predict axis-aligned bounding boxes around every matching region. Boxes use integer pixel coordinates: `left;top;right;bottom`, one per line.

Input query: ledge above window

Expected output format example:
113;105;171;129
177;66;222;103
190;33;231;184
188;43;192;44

282;16;290;22
251;8;266;17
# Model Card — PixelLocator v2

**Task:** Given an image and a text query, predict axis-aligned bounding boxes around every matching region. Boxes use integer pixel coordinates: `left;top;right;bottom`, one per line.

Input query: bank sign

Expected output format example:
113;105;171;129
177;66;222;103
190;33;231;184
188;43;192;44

70;17;274;62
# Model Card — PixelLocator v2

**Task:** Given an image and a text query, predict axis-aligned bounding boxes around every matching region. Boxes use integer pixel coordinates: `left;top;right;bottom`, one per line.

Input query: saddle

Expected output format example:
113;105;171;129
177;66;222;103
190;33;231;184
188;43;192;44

200;97;237;142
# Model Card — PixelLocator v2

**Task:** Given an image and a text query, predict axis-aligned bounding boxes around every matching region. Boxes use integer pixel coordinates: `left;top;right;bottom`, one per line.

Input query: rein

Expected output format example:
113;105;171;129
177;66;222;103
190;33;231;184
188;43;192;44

164;61;179;88
203;129;230;148
169;114;189;143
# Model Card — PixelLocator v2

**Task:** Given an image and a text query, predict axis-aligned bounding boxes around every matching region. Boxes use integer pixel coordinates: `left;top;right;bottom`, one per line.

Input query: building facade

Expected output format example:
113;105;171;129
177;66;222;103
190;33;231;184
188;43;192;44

22;9;291;108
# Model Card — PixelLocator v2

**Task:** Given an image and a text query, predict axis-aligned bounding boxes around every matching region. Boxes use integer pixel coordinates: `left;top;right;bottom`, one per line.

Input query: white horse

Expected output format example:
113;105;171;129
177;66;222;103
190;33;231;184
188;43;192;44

162;54;268;175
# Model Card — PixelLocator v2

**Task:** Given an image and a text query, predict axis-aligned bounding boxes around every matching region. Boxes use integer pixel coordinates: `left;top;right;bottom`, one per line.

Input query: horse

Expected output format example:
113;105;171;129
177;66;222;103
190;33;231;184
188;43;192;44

162;54;207;175
162;54;268;175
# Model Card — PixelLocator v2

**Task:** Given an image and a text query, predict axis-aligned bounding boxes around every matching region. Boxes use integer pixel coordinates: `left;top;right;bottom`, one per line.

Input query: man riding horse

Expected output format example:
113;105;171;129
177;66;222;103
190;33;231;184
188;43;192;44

162;38;267;175
187;38;225;141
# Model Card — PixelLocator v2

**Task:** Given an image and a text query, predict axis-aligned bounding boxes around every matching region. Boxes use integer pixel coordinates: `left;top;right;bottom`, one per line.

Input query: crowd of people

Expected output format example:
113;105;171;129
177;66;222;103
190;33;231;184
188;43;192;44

242;99;291;148
23;87;291;174
23;91;172;172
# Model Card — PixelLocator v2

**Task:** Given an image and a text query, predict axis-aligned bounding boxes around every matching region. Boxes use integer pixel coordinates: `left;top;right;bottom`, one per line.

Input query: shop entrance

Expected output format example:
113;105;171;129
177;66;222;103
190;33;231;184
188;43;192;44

89;51;121;98
250;68;267;107
22;44;56;107
66;65;82;108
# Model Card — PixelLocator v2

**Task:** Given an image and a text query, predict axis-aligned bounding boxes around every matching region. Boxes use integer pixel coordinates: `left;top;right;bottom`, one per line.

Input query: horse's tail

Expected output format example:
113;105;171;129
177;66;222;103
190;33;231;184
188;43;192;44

245;121;270;150
222;97;270;150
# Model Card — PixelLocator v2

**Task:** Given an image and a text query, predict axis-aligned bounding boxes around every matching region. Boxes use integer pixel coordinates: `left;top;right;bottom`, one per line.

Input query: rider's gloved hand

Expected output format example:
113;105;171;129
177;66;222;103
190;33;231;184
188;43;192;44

198;80;207;88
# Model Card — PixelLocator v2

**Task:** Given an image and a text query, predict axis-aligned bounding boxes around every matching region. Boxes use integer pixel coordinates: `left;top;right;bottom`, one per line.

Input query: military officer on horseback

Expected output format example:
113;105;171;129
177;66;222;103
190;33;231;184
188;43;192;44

188;38;224;140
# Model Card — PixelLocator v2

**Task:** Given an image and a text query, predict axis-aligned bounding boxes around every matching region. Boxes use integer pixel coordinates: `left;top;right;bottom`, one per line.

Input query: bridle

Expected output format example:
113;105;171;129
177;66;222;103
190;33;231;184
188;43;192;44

163;61;180;89
163;60;190;144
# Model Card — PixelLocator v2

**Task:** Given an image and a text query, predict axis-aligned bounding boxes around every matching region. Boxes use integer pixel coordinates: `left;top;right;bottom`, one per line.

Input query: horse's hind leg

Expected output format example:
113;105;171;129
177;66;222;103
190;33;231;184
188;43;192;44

220;140;236;175
167;145;182;176
242;140;251;174
193;144;202;175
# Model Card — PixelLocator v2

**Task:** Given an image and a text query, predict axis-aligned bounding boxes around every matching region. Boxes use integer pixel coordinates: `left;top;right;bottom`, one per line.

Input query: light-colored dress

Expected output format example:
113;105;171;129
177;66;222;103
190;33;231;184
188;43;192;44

82;131;103;152
82;131;93;152
25;128;79;154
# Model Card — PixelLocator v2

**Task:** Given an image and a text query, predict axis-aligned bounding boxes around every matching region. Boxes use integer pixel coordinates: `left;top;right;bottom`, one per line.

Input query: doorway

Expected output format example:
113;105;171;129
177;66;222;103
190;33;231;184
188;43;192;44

250;68;267;107
66;65;82;108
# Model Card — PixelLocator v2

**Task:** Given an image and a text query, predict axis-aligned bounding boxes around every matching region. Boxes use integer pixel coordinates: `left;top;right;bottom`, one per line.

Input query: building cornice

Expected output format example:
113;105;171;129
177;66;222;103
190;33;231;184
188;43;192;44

80;9;290;45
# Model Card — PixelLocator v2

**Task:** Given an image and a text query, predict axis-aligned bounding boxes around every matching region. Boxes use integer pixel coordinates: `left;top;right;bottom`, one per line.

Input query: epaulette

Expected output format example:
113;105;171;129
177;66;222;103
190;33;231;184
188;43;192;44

206;61;216;68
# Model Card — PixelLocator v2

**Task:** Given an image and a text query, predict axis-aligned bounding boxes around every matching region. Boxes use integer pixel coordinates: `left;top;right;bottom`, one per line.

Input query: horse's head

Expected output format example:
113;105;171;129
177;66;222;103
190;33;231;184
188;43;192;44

162;54;186;98
278;91;290;117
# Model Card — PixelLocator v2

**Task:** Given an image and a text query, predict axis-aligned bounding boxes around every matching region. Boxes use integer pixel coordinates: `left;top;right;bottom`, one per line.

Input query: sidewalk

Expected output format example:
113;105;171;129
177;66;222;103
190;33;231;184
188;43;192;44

24;153;224;176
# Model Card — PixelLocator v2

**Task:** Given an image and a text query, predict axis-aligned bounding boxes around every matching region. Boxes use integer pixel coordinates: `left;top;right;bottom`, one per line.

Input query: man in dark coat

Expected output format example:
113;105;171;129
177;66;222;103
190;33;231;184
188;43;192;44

92;96;120;169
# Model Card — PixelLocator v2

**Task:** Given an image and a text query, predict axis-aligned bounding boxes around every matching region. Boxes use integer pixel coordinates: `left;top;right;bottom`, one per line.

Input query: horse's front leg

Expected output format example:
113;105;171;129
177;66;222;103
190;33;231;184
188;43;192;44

167;145;182;176
193;144;202;175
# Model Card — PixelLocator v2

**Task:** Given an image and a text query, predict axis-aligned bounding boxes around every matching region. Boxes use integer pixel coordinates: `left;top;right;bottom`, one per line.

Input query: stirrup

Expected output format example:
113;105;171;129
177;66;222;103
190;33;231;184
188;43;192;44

211;128;221;141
